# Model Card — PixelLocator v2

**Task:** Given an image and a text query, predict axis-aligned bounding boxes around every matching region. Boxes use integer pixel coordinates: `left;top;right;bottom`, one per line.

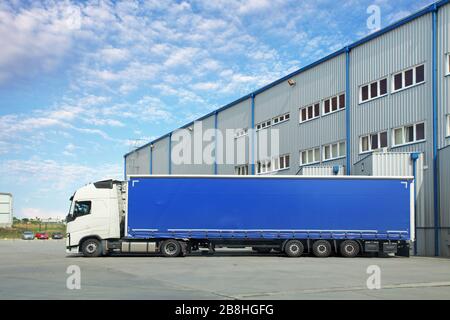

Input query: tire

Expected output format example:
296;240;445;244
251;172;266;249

252;247;272;254
284;240;304;257
161;240;182;257
81;238;103;257
340;240;360;258
312;240;332;257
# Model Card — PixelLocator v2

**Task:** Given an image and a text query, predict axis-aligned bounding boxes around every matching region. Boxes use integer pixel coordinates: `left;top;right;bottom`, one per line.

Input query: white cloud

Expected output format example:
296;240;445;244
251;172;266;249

163;47;201;67
1;157;121;191
191;82;220;91
0;1;82;84
17;207;66;220
237;0;272;14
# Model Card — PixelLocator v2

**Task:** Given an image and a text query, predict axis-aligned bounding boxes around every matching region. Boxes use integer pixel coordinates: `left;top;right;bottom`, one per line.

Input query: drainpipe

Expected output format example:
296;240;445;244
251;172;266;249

251;93;256;175
411;152;420;255
345;47;351;175
432;5;440;256
214;111;218;175
149;145;153;175
168;133;172;175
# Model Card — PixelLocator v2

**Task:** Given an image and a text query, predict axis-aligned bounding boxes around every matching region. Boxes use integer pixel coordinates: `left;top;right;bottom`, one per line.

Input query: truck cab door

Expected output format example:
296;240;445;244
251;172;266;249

67;199;110;247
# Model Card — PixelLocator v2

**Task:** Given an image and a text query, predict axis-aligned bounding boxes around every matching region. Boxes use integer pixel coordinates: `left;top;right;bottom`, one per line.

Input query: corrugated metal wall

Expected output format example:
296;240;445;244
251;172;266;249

125;145;150;176
350;14;435;255
300;165;345;176
152;136;170;174
438;3;450;148
216;99;251;174
254;54;346;175
172;115;215;175
438;145;450;256
350;14;433;165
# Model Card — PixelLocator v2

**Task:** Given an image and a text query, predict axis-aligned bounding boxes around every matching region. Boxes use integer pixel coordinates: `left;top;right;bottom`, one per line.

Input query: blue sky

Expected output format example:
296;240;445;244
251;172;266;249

0;0;434;220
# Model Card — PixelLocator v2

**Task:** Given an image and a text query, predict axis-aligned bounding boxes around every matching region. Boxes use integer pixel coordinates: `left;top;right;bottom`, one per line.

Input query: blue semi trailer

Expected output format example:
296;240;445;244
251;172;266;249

66;175;414;258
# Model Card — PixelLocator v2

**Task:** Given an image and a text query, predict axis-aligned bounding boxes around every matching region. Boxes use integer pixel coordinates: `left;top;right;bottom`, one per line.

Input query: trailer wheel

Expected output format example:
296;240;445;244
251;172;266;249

161;240;182;257
340;240;360;258
252;247;272;254
312;240;332;258
284;240;304;257
81;238;102;257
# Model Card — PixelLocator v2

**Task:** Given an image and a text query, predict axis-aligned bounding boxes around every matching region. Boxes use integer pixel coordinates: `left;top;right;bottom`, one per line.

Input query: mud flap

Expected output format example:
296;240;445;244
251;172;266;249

397;242;410;257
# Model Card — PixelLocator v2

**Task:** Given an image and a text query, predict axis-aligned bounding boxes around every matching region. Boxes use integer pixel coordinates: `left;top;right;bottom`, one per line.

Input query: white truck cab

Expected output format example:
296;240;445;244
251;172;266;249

66;180;124;255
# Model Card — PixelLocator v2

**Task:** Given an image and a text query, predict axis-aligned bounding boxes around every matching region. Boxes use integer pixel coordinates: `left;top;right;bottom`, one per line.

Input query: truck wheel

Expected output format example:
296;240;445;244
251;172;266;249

340;240;360;258
81;238;102;257
312;240;332;257
161;240;182;257
284;240;304;257
252;247;272;254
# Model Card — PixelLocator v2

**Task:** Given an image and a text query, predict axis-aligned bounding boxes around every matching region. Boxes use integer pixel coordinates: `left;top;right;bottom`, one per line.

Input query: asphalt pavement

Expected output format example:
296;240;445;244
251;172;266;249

0;240;449;299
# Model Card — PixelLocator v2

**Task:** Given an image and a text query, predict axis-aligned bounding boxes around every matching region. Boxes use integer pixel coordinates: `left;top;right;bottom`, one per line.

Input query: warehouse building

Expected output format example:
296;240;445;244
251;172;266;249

124;0;450;257
0;193;13;228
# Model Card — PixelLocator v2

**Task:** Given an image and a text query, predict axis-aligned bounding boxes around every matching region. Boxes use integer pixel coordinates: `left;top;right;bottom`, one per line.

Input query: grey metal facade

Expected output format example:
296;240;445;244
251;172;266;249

151;136;170;174
254;54;347;175
216;99;251;175
172;114;216;175
438;145;450;256
438;4;450;149
125;145;150;176
124;1;450;256
349;14;435;255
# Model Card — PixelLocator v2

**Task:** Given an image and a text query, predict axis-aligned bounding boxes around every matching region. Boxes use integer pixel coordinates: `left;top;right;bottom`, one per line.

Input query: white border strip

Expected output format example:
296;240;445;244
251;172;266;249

410;180;416;241
127;174;414;181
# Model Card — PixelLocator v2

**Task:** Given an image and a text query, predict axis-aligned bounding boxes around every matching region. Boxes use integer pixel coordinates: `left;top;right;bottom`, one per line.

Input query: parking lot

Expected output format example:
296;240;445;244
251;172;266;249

0;240;449;299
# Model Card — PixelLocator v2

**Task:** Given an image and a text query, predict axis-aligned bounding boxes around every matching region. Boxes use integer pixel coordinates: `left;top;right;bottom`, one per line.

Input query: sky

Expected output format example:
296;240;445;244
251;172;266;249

0;0;435;220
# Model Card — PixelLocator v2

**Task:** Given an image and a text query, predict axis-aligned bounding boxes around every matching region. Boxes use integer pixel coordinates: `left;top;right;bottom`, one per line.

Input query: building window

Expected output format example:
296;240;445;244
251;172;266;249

256;120;271;131
392;122;425;146
299;103;320;123
300;147;320;166
392;64;425;92
274;154;290;171
234;128;248;139
272;112;290;126
359;78;388;103
323;93;345;115
257;113;289;130
257;154;290;174
360;131;388;153
322;141;346;161
257;160;271;174
235;164;249;175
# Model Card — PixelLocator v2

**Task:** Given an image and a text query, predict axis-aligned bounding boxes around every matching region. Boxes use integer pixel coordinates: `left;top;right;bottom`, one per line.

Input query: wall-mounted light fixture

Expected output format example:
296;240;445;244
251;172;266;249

188;127;193;131
287;79;296;86
150;144;154;149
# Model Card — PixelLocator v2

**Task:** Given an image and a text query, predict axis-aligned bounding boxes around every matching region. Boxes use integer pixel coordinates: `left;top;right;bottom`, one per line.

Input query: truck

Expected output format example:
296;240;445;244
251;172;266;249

66;175;415;258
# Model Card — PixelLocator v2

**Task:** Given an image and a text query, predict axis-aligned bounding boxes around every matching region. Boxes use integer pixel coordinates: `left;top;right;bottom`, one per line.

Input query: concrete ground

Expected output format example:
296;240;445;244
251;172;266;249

0;240;449;300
